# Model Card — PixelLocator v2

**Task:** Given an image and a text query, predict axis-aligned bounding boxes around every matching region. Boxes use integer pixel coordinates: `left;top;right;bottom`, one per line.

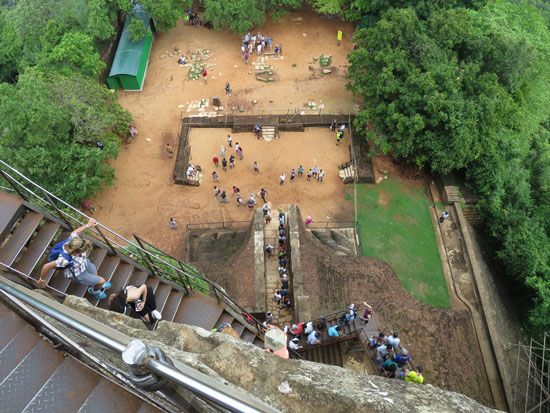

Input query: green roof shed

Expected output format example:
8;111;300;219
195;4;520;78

107;6;153;91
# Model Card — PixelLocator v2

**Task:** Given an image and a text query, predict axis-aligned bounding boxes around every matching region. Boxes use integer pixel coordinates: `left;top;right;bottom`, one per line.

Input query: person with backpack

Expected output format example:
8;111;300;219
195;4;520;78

108;284;162;324
38;218;111;299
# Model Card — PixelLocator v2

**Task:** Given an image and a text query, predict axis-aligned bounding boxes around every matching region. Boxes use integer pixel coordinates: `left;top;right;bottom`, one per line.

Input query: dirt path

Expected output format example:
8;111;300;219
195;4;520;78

93;11;357;257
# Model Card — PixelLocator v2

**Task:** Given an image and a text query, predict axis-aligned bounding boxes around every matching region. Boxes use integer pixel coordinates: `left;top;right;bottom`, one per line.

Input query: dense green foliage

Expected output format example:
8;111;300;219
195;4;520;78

0;0;188;205
311;0;486;20
0;69;128;204
348;0;550;334
203;0;301;33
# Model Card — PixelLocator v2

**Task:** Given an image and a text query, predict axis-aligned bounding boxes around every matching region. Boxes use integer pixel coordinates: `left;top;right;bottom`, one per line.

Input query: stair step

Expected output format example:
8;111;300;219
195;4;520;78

21;357;99;413
77;378;143;413
0;211;43;266
0;311;28;351
152;283;173;314
128;270;149;287
97;263;134;309
214;310;235;329
0;339;64;412
172;294;224;330
14;222;60;277
145;276;160;294
0;325;41;380
231;319;246;335
162;290;185;322
241;329;256;343
0;192;24;244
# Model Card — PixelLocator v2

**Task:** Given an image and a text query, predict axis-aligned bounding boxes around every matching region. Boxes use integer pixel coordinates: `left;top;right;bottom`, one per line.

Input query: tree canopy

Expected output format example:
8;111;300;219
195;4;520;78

348;0;550;334
203;0;302;33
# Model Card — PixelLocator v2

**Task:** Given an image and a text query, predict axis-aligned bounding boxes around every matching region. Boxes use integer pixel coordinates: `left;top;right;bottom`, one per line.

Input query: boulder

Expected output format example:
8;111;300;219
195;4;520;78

64;296;500;413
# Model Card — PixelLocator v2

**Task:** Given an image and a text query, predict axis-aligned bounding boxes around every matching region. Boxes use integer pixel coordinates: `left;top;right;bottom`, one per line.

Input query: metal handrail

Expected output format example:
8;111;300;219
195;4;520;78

0;279;279;413
0;261;68;298
0;160;264;335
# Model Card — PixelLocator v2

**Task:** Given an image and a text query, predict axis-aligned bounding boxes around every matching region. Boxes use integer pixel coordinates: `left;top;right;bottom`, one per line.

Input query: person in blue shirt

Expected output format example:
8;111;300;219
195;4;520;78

307;331;321;345
328;325;341;337
393;348;411;367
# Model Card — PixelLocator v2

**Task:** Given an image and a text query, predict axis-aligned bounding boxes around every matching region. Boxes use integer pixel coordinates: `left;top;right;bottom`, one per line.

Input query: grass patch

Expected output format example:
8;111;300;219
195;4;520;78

356;179;450;308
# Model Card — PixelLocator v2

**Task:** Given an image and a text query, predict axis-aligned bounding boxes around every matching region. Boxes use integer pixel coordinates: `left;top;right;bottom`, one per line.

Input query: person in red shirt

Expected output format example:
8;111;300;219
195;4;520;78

290;322;304;336
212;156;219;167
202;68;208;82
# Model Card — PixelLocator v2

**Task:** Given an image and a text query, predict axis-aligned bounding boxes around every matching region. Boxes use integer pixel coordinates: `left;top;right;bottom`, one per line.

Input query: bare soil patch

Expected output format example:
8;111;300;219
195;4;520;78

93;11;357;257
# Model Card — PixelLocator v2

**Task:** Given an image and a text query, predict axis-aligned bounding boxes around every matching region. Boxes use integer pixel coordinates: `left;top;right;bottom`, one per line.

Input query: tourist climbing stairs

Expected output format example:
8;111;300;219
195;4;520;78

0;165;264;348
291;310;365;367
261;126;277;141
263;209;292;326
0;299;162;412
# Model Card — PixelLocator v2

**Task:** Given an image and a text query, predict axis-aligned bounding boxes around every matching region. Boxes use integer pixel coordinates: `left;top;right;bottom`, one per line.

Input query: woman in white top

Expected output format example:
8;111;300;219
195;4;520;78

109;284;162;323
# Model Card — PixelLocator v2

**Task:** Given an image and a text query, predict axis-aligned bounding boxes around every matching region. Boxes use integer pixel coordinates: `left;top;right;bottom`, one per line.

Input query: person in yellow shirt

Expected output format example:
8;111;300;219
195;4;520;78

405;366;425;384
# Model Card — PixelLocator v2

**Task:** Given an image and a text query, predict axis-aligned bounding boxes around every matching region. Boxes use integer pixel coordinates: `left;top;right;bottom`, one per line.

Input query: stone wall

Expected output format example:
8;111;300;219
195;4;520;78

64;296;500;413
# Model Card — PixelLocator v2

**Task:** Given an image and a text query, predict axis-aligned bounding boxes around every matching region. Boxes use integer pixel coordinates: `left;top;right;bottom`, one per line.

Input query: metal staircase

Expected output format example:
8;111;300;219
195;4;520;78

291;310;368;367
0;300;161;413
0;161;264;348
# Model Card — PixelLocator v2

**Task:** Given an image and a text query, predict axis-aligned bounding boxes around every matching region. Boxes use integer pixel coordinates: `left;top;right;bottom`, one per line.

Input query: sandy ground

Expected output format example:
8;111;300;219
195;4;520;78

93;11;357;256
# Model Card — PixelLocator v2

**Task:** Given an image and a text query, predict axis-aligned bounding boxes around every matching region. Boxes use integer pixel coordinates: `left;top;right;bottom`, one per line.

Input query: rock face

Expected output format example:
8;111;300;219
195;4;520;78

64;296;500;413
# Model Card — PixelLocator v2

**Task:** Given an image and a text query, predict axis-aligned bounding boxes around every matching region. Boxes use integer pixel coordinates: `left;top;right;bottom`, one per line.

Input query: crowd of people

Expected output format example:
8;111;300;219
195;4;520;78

272;302;374;352
265;210;291;312
368;330;423;384
204;133;328;212
240;32;282;64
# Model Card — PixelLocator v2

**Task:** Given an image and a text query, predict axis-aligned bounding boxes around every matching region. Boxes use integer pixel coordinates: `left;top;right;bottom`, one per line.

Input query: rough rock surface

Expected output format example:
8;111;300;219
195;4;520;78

64;296;500;413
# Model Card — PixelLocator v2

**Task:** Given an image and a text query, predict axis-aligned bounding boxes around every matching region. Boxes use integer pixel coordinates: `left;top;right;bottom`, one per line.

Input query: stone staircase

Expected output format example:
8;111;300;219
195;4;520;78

0;299;162;412
263;209;292;325
184;167;202;186
261;126;277;141
461;205;483;230
338;164;356;184
0;191;263;347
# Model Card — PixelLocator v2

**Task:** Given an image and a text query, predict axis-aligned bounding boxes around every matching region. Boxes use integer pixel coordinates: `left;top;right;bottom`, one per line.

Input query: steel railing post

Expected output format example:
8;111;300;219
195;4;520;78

0;170;28;201
42;192;74;231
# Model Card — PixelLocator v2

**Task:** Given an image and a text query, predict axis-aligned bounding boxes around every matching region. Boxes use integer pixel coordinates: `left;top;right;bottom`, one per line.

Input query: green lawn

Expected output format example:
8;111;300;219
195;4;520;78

356;179;450;308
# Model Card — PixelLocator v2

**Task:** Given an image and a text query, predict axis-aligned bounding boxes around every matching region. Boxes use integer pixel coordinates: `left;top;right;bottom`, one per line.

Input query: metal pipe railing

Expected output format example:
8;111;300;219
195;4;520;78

0;261;68;298
0;280;279;413
0;160;264;335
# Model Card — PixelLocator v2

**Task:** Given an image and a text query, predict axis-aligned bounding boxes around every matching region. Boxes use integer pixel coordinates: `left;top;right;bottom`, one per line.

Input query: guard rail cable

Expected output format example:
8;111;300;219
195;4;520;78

0;279;280;413
0;159;265;334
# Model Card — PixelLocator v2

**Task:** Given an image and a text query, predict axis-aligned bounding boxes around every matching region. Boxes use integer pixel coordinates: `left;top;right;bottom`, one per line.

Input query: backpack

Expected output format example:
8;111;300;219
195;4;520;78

48;238;75;272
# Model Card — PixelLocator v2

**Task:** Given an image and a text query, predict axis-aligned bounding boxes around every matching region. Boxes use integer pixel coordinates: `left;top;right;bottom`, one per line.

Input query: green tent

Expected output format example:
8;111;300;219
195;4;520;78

106;6;153;91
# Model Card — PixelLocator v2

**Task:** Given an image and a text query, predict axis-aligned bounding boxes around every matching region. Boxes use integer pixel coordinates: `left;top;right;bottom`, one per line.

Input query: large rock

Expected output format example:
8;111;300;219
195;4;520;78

64;296;500;413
